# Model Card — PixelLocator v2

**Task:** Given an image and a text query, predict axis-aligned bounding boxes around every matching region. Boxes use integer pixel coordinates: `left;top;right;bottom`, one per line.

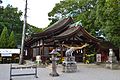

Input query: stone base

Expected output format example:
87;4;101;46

49;72;59;77
96;62;101;65
106;63;119;69
62;61;77;73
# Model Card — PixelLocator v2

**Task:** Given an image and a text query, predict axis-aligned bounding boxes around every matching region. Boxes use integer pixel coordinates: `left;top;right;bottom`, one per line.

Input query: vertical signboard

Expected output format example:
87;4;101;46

96;54;101;62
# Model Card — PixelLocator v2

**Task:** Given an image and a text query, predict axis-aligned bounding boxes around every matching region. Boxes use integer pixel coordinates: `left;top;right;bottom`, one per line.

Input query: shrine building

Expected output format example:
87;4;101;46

25;17;119;63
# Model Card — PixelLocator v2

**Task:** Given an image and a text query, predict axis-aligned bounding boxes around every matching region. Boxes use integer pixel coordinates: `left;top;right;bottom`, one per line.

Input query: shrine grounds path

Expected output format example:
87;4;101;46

0;63;120;80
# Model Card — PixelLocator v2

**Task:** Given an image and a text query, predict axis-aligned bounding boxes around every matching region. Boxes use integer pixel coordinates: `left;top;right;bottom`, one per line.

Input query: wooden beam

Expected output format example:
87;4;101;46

75;35;83;41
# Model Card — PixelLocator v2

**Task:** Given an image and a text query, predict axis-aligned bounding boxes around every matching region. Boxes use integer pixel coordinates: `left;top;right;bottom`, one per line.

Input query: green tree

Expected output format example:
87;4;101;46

0;4;43;46
26;24;43;35
95;0;106;37
48;0;99;36
96;0;120;47
0;27;9;48
8;31;16;48
103;0;120;47
0;4;23;45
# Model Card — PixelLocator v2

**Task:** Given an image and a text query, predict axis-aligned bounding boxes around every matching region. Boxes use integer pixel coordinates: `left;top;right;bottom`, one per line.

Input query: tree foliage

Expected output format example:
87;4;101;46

26;24;43;35
48;0;120;47
0;5;23;45
96;0;120;47
0;27;9;48
8;31;16;48
0;4;43;47
104;0;120;47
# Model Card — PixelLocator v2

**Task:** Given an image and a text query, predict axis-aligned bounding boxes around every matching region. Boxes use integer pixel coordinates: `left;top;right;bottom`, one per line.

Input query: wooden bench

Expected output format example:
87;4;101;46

10;64;38;80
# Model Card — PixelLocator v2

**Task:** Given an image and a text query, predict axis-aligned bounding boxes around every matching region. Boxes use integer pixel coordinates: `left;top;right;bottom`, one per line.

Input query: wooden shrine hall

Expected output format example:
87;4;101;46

25;17;119;63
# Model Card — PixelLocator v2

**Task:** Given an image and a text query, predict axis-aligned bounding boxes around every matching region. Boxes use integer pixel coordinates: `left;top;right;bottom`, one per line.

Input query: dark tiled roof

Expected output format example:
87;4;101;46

44;18;70;32
54;24;100;43
25;17;73;45
54;26;80;39
32;17;73;38
80;27;100;42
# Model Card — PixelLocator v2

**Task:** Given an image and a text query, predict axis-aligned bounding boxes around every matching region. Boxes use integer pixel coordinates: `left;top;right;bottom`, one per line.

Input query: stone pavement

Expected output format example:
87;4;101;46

0;63;120;80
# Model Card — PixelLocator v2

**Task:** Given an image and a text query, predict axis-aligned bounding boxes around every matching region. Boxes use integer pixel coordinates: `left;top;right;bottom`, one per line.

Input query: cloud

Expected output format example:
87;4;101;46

8;0;61;28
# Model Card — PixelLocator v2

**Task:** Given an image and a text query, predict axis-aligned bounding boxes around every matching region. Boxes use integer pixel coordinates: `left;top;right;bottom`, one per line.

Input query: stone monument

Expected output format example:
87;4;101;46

106;49;118;69
62;43;88;72
62;56;77;72
62;46;78;73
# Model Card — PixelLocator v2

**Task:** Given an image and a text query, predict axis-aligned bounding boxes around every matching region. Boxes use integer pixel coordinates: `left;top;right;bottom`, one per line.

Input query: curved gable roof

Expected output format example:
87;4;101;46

32;17;73;38
54;24;100;42
25;17;73;45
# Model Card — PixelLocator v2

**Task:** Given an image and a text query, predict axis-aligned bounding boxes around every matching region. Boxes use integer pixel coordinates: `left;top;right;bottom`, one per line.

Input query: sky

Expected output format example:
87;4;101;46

2;0;61;28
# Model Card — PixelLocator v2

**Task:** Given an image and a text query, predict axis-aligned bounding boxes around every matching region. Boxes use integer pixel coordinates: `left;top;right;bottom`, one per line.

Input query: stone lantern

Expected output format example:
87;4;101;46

49;49;59;76
106;49;118;69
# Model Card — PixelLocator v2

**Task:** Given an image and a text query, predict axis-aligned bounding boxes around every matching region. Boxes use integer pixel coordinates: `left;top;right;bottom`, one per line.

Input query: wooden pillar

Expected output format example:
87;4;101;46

39;40;42;56
42;39;44;56
60;42;63;59
35;42;37;56
38;40;40;55
31;47;33;60
83;48;86;63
